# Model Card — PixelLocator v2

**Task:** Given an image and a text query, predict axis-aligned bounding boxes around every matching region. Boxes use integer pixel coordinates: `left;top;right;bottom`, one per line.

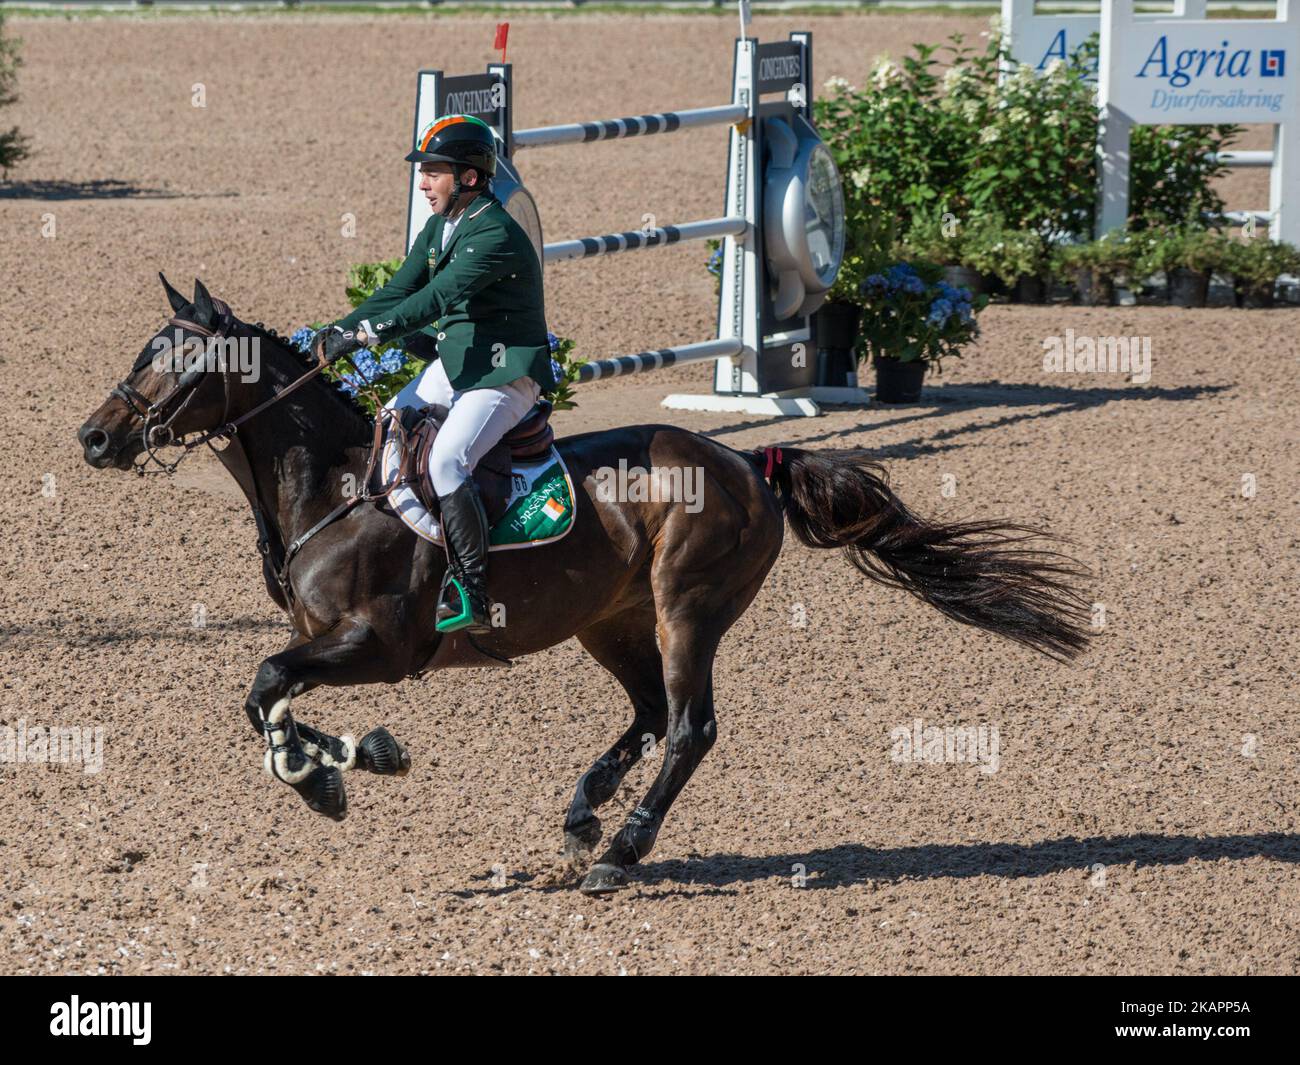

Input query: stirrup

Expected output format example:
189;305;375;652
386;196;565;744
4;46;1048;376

436;574;492;634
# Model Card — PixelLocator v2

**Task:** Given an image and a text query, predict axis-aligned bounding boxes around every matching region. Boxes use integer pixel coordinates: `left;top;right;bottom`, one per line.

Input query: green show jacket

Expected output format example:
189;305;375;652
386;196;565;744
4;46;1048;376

338;192;557;393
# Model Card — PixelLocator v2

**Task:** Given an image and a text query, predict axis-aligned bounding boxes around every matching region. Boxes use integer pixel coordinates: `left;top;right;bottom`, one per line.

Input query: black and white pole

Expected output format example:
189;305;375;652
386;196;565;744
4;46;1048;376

544;216;747;264
576;339;743;383
513;104;748;150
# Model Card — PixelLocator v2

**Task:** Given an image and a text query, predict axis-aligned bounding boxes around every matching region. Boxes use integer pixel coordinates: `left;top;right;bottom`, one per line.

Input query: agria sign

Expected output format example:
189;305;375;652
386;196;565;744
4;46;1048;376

1139;40;1284;87
999;0;1209;82
1135;37;1287;112
1101;5;1297;124
1096;0;1299;244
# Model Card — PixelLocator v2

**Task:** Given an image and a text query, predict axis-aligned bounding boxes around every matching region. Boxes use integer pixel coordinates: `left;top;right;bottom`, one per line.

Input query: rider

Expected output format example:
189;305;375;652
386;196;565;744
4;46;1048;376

310;115;556;635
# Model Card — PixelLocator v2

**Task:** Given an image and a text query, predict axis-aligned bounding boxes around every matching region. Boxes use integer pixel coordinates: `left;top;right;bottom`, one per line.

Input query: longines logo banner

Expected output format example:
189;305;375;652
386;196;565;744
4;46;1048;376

1103;7;1299;123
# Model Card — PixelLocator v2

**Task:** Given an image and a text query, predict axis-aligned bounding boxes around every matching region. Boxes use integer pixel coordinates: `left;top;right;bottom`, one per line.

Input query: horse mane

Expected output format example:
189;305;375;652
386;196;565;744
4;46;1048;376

241;319;376;429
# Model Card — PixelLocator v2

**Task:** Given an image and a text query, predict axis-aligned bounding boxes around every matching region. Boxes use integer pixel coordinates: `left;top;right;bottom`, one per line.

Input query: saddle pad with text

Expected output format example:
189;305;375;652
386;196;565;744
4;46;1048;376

379;425;576;551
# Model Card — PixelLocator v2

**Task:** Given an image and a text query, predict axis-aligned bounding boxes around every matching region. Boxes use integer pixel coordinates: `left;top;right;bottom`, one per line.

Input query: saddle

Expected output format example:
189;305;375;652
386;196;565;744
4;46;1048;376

394;398;555;524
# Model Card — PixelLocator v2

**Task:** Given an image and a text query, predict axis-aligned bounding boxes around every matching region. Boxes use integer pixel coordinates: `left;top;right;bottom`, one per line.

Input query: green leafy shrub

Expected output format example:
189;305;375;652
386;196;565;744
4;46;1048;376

1051;228;1139;286
897;210;964;267
1221;236;1300;304
959;213;1049;287
813;21;1246;265
960;46;1100;242
0;11;31;176
1129;124;1239;230
816;41;976;234
1134;222;1233;277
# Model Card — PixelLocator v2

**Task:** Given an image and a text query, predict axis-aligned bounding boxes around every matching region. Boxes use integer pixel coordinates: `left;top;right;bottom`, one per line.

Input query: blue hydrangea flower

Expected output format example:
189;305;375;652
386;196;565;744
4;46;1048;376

550;358;564;384
547;331;560;352
378;347;407;374
927;298;954;325
352;350;380;380
886;264;916;286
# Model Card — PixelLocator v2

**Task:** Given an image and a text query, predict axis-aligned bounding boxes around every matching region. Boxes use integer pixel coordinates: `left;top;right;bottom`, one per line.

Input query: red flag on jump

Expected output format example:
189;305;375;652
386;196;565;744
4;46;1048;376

494;23;509;63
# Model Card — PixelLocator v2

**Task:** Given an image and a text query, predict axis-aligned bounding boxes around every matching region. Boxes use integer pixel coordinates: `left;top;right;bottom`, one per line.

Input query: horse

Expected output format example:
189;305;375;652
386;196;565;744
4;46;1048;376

77;277;1091;895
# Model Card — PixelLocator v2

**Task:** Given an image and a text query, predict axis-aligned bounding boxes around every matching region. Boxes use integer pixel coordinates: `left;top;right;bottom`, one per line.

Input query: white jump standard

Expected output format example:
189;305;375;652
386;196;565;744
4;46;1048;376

405;32;851;417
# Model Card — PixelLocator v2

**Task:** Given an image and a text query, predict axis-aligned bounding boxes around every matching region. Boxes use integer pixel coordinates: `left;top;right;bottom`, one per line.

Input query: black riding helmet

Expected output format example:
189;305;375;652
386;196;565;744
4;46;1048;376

406;114;498;214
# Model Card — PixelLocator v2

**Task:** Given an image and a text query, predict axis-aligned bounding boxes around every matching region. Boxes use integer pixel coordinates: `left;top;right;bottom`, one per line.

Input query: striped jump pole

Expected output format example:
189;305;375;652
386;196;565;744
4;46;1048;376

575;339;743;383
544;216;747;264
513;104;748;150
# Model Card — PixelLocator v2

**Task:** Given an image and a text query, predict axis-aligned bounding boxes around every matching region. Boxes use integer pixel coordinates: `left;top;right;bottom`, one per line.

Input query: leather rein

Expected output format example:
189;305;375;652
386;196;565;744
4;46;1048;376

111;306;408;608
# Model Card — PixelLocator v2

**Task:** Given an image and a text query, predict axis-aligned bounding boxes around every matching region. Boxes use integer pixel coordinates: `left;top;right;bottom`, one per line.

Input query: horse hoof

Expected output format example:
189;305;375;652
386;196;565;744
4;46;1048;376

357;727;411;776
579;863;630;896
296;765;347;821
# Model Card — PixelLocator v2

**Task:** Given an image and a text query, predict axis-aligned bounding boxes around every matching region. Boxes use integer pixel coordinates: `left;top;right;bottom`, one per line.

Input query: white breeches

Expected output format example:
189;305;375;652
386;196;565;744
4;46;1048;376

384;358;541;498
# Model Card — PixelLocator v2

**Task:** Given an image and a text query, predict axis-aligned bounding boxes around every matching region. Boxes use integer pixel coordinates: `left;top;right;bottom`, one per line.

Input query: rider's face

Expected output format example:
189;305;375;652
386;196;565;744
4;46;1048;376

418;163;479;213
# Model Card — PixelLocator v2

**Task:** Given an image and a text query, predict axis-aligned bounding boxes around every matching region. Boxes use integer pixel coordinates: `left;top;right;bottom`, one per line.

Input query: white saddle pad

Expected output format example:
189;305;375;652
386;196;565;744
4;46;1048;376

378;418;576;552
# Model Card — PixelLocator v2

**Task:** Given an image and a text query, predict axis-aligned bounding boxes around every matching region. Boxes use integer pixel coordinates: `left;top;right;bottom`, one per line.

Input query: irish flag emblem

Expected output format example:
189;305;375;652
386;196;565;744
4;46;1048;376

542;497;566;522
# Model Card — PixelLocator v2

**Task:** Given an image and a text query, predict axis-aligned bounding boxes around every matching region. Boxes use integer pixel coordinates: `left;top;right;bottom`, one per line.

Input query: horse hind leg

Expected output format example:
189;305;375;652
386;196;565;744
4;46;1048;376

580;626;719;896
564;605;669;865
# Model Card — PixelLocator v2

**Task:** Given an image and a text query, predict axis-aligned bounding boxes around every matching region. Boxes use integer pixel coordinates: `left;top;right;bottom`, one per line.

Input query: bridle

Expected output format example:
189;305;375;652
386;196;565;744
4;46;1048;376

110;299;329;476
107;300;412;607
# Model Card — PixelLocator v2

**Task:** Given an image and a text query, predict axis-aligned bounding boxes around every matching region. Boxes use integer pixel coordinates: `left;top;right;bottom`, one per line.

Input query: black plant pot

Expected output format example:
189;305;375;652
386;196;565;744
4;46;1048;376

1234;281;1277;309
1167;268;1210;308
1011;275;1047;304
981;272;1008;298
1075;268;1115;307
873;356;926;404
814;301;862;387
942;266;984;295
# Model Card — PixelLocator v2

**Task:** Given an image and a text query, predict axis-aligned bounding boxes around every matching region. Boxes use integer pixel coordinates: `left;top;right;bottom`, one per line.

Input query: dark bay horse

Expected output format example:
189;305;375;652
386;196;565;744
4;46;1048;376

78;278;1090;895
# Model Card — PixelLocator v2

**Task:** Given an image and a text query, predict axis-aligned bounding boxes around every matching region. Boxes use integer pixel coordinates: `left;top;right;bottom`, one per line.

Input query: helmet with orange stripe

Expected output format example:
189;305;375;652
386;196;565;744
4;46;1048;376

406;114;498;213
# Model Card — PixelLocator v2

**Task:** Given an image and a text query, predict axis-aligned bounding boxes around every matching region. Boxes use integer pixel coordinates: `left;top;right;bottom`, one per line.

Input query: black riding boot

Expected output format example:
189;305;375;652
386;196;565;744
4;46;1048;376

435;479;493;634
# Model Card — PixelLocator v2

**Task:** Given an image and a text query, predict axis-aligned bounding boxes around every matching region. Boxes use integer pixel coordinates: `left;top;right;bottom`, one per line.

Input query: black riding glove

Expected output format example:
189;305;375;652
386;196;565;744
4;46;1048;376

309;324;364;367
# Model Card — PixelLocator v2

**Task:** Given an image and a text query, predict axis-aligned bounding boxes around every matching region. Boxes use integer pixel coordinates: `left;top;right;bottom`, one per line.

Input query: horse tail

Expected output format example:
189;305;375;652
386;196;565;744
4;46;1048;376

747;446;1092;661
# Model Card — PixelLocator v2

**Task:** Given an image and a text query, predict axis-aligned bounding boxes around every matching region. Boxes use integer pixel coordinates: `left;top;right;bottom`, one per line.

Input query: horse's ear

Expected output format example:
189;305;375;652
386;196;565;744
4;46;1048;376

192;278;214;320
160;272;188;314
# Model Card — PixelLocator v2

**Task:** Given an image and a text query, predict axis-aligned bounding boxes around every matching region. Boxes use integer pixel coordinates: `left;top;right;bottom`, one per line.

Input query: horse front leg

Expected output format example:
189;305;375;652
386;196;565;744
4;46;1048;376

242;617;410;821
